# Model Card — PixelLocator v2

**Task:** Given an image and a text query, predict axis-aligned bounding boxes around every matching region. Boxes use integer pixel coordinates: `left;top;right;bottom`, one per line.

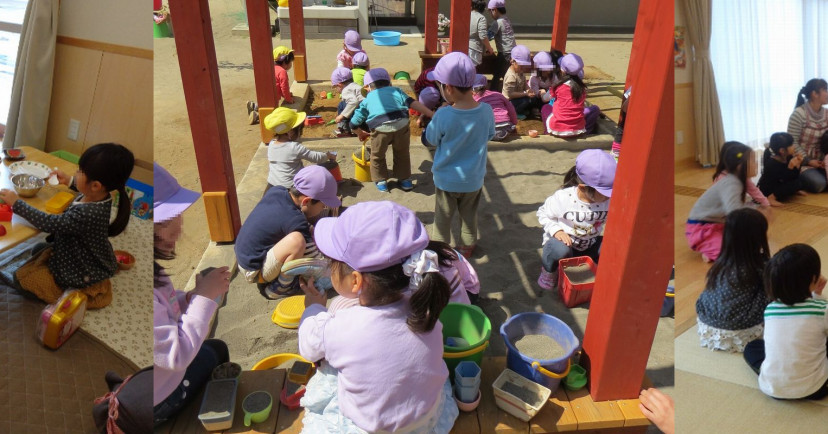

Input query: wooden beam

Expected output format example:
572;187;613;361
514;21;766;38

624;1;644;88
245;0;277;110
288;0;308;82
449;0;470;54
551;0;572;52
424;0;438;54
169;0;242;241
580;0;674;401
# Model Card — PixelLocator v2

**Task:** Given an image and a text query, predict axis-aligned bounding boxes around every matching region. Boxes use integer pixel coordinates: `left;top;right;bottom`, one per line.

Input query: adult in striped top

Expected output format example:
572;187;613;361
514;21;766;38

786;78;828;193
743;244;828;400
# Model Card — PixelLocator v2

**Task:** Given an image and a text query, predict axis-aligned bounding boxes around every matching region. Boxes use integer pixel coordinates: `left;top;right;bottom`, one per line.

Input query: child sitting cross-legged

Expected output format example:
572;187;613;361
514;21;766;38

330;67;365;138
757;132;807;205
0;143;135;309
472;74;517;141
298;201;459;432
501;45;535;118
544;53;601;137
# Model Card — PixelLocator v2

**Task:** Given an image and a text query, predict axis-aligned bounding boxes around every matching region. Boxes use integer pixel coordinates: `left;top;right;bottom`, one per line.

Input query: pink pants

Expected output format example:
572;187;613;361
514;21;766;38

685;222;724;261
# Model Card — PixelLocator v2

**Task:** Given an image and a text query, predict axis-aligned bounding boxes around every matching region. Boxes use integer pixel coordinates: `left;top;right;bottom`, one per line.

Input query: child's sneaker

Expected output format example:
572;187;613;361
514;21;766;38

538;267;558;290
259;276;302;300
399;179;414;191
246;100;257;116
248;110;259;125
376;180;389;193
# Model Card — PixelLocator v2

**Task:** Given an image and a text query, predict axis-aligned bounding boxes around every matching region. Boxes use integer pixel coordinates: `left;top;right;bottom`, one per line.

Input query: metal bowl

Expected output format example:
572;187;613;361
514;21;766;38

11;174;45;198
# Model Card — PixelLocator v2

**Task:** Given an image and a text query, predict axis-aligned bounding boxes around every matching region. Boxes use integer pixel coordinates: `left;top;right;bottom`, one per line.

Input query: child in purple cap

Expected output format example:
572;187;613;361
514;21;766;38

472;73;517;141
545;53;602;137
336;29;364;69
297;201;459;432
502;44;535;118
153;163;231;426
416;86;443;148
425;52;495;258
350;68;434;192
330;66;365;137
234;165;341;298
536;149;616;290
350;51;370;87
487;0;515;92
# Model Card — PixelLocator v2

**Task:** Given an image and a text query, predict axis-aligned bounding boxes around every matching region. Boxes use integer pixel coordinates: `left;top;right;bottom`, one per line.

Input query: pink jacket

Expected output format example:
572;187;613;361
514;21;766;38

547;80;585;135
713;171;770;207
474;90;518;125
274;65;293;105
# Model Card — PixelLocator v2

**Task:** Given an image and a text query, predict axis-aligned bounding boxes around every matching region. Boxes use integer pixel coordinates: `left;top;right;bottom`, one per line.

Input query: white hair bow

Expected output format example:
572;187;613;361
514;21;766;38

402;249;440;286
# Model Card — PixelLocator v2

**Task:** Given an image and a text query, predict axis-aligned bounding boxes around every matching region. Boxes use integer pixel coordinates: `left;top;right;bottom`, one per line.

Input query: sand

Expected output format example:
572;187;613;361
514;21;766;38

563;263;596;285
514;334;567;360
501;381;544;408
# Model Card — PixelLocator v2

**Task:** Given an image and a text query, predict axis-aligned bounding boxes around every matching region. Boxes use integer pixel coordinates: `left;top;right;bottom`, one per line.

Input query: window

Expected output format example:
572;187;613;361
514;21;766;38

0;0;27;130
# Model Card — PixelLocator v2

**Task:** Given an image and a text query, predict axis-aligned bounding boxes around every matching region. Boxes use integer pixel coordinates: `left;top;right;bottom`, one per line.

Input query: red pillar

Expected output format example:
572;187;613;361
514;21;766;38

169;0;242;240
448;0;470;54
246;0;277;110
580;0;674;401
424;0;438;54
288;0;308;82
551;0;572;52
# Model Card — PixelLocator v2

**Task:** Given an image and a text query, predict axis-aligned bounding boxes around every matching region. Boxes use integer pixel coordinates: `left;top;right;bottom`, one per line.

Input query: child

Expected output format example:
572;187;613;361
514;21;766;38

263;107;336;193
349;68;434;192
611;86;631;160
425;52;495;258
695;208;770;352
714;141;770;207
234;165;341;299
330;67;364;137
417;86;442;148
0;143;134;309
544;53;601;137
537;149;616;289
336;29;364;69
743;243;828;401
350;51;369;87
686;142;757;262
469;0;494;66
472;73;517;141
529;51;558;106
414;66;437;97
153;163;231;425
757;132;806;205
487;0;515;92
501;45;534;117
245;46;295;125
298;201;458;432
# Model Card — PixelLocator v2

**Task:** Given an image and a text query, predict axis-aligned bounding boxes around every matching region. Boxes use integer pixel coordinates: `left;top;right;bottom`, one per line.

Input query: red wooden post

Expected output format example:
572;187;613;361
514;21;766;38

580;0;674;401
169;0;242;240
288;0;308;82
424;0;438;54
551;0;572;52
448;0;470;54
246;0;276;110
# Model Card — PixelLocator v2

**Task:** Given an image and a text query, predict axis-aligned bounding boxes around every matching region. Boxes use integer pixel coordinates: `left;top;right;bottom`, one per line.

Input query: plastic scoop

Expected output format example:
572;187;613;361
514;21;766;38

48;168;59;185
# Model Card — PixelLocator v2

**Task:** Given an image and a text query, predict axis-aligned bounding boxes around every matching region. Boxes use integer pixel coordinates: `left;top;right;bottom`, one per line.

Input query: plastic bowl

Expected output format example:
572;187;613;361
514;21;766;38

11;174;44;198
528;130;539;138
114;250;135;271
252;353;314;371
372;31;401;46
455;389;481;412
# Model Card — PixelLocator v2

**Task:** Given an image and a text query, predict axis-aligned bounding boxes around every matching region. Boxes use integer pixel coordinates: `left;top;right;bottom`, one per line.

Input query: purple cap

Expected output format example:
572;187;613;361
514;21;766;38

352;51;369;66
575;149;617;197
511;45;531;66
418;86;441;110
488;0;505;9
344;29;362;51
293;165;341;208
314;201;429;272
154;162;201;223
533;52;554;70
473;74;488;88
559;53;584;78
331;67;352;85
363;67;390;86
426;52;476;87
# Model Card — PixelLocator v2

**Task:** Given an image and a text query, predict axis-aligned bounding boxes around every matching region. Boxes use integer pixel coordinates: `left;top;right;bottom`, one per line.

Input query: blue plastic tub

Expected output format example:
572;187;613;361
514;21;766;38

372;31;401;46
500;313;580;392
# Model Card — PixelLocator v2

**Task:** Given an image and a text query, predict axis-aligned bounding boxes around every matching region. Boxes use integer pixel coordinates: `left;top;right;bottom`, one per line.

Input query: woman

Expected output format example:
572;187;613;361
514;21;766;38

468;0;493;66
787;78;828;193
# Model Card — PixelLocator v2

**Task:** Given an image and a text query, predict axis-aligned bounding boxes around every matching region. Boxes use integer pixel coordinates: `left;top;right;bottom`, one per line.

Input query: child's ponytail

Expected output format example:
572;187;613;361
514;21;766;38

77;143;135;237
111;185;131;236
407;271;451;333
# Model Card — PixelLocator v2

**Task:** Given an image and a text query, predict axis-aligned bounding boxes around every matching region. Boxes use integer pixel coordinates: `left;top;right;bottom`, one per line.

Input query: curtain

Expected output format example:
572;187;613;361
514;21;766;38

681;0;725;167
3;0;59;150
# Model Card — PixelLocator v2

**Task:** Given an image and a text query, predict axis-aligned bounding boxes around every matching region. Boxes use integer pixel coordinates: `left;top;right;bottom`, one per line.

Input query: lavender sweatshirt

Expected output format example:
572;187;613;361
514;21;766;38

153;273;218;405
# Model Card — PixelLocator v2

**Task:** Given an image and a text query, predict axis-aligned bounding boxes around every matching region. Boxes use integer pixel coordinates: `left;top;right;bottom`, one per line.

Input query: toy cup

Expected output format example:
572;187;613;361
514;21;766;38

327;91;334;99
242;391;273;426
528;130;539;138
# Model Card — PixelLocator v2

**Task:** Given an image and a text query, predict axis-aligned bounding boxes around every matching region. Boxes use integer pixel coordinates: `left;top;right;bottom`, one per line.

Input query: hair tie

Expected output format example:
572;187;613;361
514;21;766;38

736;152;743;158
402;250;440;287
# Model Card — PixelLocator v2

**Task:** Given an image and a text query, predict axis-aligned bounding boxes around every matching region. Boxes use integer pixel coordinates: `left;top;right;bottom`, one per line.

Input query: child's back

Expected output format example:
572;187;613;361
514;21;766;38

474;89;517;125
266;141;328;188
427;104;494;192
688;174;747;223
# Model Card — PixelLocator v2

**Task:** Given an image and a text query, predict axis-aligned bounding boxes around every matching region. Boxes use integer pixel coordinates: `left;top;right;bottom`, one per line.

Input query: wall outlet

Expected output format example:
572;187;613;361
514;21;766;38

67;119;80;141
676;130;684;145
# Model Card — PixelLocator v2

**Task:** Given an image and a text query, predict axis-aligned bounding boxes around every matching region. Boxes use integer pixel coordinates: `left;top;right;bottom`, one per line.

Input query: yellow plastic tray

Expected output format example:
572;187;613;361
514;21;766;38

271;295;305;329
45;192;75;214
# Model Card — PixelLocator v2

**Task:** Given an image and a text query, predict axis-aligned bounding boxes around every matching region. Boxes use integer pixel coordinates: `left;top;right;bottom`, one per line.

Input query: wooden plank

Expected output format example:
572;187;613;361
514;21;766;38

245;0;277;109
478;357;528;433
451;409;480;433
225;370;285;433
530;386;579;432
287;0;308;81
293;54;308;83
167;388;209;434
203;192;235;242
57;35;153;59
563;387;625;430
274;395;304;433
616;399;650;427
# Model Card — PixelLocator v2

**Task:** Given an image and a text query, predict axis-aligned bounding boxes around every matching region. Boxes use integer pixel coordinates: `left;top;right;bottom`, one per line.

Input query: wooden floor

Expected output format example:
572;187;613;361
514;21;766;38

674;159;828;335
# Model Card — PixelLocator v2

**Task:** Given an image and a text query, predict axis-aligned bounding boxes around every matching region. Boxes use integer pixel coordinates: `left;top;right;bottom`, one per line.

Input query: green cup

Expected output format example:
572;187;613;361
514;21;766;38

242;391;273;426
327;91;334;99
564;364;587;390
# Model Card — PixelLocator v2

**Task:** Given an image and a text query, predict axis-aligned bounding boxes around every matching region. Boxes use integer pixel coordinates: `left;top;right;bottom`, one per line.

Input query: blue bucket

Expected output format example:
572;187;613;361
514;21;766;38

372;31;401;46
500;313;580;392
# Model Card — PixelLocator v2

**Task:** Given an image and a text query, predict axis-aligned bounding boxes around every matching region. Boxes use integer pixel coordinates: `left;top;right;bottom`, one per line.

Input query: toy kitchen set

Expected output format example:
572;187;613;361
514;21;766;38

277;0;370;39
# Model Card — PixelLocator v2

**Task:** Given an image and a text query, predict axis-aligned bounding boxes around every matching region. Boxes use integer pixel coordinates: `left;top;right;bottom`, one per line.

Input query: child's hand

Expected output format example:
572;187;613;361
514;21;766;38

807;159;822;168
0;189;18;206
193;266;230;301
554;230;572;247
300;277;327;307
638;388;674;434
50;169;71;186
356;129;370;141
416;118;424;128
527;90;536;98
335;115;345;123
326;151;337;161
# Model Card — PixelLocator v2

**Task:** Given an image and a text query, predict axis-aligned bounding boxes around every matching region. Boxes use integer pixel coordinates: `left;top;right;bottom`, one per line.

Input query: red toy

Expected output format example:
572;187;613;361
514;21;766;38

0;226;6;236
0;203;13;222
304;116;323;126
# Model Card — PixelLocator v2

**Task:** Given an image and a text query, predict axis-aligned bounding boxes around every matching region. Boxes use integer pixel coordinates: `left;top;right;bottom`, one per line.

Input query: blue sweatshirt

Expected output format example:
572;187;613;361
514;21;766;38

349;86;414;130
425;103;495;192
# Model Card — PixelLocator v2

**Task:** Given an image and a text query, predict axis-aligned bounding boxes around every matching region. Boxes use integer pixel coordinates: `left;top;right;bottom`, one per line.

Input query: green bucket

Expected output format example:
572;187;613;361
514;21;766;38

440;303;491;380
153;19;173;38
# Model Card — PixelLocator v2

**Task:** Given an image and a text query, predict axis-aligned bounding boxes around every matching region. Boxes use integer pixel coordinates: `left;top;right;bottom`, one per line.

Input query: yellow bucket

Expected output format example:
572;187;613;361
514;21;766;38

352;142;372;182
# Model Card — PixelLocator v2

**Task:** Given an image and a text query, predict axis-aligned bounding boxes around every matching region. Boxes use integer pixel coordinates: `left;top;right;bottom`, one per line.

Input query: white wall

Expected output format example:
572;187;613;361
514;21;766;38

58;0;151;50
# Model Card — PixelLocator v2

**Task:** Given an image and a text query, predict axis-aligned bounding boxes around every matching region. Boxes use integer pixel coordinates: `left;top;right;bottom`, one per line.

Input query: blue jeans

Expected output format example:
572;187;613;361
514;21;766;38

541;236;602;273
153;339;229;425
799;167;827;193
744;338;828;400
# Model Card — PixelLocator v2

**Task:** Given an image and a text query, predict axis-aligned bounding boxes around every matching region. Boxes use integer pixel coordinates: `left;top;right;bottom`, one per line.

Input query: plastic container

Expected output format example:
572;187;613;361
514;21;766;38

45;192;76;214
661;285;675;317
352;143;372;182
557;256;597;307
563;364;587;390
319;160;343;183
242;391;273;426
500;312;579;392
372;31;401;46
440;303;491;380
288;361;315;384
37;290;87;349
455;378;481;403
114;250;135;271
198;379;238;431
393;71;410;80
271;295;305;329
455;390;481;412
252;353;314;371
492;369;551;422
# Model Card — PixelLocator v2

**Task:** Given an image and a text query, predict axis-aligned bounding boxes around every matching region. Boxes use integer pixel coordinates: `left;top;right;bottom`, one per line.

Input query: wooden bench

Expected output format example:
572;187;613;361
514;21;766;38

156;357;651;433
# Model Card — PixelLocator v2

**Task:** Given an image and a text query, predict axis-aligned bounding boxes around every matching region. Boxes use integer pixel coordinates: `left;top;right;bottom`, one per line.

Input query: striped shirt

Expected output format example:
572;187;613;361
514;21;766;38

759;297;828;399
787;105;828;163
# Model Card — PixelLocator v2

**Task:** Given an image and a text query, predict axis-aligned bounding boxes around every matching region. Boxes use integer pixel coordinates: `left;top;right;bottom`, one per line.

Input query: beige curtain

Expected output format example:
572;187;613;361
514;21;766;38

681;0;725;167
3;0;59;150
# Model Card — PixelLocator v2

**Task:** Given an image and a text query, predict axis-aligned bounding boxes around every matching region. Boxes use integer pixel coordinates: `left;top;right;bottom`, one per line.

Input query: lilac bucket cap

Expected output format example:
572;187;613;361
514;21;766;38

426;52;476;87
363;67;390;86
418;86;441;110
331;67;353;85
344;29;362;51
575;149;617;197
488;0;505;9
533;52;554;70
352;51;369;66
559;53;585;78
154;162;201;223
313;201;429;272
473;74;488;89
293;165;341;208
511;45;532;66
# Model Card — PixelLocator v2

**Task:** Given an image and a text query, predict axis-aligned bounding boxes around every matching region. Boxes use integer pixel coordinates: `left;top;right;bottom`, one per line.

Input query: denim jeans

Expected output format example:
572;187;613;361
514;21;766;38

541;236;602;273
799;167;827;193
